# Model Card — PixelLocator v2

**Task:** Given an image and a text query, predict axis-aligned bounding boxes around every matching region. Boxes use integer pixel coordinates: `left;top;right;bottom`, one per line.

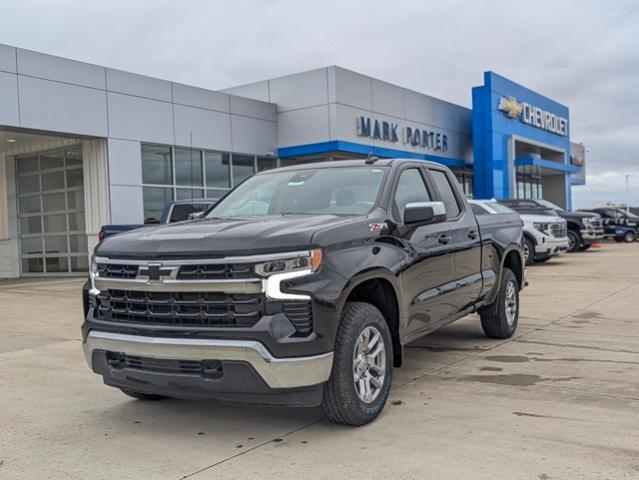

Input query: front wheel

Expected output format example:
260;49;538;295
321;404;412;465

567;230;581;252
480;268;519;339
321;302;393;426
523;237;535;266
624;230;636;243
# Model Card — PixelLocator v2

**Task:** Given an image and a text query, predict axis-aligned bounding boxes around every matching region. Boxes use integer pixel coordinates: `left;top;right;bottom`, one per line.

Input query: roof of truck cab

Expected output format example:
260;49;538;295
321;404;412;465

264;158;445;173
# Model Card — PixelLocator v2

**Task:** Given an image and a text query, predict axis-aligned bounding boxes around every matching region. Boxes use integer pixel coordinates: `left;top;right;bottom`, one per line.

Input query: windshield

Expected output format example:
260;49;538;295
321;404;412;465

536;199;564;211
208;166;387;218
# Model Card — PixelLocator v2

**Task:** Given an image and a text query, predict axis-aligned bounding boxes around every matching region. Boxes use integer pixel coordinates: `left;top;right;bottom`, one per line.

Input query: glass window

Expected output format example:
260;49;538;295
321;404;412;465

176;188;204;200
41;152;64;170
257;156;277;172
65;149;82;166
21;237;43;255
393;169;432;217
19;196;41;214
67;190;84;210
22;257;44;273
142;145;172;185
70;255;89;272
69;235;87;253
17;156;39;174
429;169;461;219
44;214;67;233
68;212;85;232
143;186;172;224
45;257;68;273
205;151;230;188
45;236;68;254
43;193;66;212
66;168;83;188
210;166;386;218
20;216;42;235
232;154;255;186
41;171;65;191
175;148;203;186
18;175;40;194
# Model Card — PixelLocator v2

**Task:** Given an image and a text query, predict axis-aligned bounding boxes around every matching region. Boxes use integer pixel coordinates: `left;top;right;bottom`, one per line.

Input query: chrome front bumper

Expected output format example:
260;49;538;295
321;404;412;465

83;331;333;390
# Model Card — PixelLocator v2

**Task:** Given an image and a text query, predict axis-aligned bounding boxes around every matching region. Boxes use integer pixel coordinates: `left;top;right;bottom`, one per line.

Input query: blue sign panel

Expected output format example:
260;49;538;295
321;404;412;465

472;71;572;206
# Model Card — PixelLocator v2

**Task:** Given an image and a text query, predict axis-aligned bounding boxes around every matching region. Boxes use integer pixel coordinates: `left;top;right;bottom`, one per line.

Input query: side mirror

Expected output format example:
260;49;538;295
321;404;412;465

404;201;447;225
188;211;205;220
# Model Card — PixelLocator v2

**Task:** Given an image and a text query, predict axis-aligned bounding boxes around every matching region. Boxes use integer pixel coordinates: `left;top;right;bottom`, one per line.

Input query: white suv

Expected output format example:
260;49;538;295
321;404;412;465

470;200;569;265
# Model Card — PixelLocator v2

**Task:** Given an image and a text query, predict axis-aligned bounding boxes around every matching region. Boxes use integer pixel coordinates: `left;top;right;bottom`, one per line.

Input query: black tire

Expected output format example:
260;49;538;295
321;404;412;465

321;302;393;426
623;230;636;243
523;237;535;266
567;230;581;253
120;388;167;401
480;268;519;339
614;237;624;243
579;244;592;251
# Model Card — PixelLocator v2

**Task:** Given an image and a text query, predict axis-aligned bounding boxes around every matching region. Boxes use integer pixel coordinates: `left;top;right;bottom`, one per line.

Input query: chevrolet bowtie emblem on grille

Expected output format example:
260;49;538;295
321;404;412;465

498;96;523;119
139;263;173;282
146;264;162;281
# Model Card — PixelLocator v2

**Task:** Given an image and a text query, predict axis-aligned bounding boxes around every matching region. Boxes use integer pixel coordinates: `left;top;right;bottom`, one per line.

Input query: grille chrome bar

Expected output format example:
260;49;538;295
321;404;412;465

94;277;263;293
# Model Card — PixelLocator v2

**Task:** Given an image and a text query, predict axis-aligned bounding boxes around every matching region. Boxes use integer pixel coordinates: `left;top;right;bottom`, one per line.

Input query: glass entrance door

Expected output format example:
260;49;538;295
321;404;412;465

16;146;88;275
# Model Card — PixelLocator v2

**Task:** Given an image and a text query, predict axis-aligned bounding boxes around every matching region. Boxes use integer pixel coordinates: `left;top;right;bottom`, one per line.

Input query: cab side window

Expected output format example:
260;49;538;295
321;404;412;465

393;169;432;220
429;169;461;219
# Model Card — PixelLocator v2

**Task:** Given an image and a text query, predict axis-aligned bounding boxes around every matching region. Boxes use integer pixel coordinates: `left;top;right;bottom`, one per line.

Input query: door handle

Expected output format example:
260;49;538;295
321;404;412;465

438;234;451;245
468;230;478;240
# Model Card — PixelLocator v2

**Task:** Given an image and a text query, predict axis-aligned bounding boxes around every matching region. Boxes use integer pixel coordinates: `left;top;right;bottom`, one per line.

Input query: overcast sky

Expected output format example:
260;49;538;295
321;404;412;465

2;0;637;209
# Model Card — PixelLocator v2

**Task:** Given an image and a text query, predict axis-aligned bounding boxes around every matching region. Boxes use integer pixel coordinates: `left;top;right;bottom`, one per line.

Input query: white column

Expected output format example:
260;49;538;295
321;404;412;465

82;139;111;257
0;154;20;278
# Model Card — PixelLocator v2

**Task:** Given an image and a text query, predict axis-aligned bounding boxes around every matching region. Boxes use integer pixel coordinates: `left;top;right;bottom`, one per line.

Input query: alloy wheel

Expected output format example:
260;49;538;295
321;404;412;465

504;280;517;326
352;326;386;404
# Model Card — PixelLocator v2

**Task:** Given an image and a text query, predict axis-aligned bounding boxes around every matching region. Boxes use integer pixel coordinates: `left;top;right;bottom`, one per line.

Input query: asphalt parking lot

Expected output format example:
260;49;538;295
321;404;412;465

1;241;638;480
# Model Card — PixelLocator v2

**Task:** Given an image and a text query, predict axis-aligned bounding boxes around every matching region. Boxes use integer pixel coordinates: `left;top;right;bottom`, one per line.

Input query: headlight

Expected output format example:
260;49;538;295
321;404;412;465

89;255;100;296
583;217;593;226
255;249;323;277
533;222;550;233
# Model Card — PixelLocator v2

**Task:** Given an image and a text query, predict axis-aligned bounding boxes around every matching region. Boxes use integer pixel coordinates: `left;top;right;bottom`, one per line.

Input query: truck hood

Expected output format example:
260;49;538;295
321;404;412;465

97;215;352;258
520;213;564;223
561;211;600;220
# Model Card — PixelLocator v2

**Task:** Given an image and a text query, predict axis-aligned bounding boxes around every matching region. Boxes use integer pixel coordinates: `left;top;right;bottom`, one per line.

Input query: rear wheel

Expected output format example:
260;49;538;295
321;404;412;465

120;388;167;401
523;237;535;266
624;230;636;243
567;230;581;252
321;302;393;426
480;268;519;339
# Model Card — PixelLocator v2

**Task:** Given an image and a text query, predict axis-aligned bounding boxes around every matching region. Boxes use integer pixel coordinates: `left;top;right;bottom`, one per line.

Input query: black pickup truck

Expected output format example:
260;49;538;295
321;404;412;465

82;159;525;425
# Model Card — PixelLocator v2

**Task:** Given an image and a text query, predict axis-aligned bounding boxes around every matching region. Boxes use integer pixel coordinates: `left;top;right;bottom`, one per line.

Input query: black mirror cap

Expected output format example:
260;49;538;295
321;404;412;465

404;201;447;225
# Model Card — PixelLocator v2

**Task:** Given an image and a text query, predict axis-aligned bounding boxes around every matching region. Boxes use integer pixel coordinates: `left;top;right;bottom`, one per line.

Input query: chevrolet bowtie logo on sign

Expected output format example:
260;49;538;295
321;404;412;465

497;95;568;137
498;96;523;119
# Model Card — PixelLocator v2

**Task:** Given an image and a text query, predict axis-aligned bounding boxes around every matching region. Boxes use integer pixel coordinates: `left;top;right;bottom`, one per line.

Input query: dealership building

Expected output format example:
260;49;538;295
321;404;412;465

0;43;586;277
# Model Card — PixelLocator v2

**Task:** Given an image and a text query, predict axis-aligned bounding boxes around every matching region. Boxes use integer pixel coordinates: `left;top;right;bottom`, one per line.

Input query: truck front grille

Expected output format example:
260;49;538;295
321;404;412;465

177;263;253;280
95;289;263;328
106;352;223;378
98;263;139;279
550;224;567;238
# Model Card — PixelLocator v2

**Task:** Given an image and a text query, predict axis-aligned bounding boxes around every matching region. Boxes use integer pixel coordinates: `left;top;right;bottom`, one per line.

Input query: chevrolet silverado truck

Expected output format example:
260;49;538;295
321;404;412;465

471;199;568;265
500;199;603;252
82;159;525;426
